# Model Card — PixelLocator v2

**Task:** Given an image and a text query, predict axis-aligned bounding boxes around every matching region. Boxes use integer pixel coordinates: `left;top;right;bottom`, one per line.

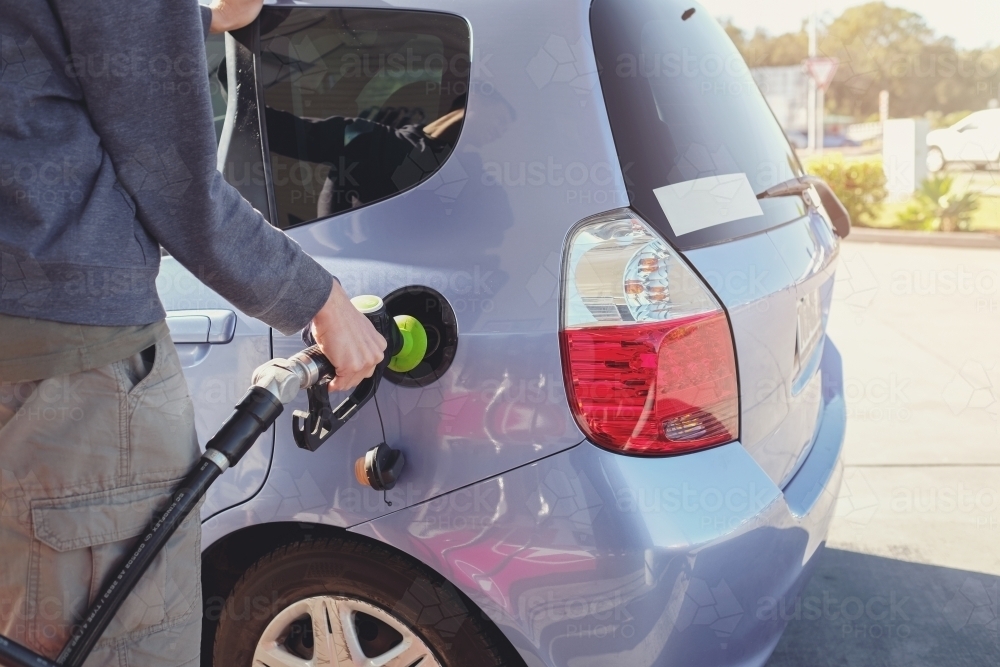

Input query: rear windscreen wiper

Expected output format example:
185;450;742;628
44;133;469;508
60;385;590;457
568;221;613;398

756;176;852;239
756;176;815;200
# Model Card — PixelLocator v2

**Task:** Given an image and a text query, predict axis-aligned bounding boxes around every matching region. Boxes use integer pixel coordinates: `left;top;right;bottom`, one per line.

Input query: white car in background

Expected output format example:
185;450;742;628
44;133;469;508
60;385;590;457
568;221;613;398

926;109;1000;172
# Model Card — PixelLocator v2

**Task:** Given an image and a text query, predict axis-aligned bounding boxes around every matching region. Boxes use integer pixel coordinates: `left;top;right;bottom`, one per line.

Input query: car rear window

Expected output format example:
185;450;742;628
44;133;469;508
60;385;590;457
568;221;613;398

590;0;807;249
258;8;471;229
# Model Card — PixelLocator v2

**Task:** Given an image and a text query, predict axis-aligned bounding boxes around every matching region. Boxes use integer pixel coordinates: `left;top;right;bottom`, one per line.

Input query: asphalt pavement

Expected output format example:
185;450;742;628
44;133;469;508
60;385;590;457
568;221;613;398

766;236;1000;666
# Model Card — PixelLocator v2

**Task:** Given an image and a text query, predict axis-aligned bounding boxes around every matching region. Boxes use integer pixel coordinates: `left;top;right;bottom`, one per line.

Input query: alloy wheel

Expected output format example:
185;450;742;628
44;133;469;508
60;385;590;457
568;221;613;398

253;595;443;667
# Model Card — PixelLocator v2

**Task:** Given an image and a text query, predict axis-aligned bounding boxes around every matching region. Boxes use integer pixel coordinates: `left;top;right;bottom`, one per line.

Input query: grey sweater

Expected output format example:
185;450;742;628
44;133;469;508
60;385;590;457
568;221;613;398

0;0;332;335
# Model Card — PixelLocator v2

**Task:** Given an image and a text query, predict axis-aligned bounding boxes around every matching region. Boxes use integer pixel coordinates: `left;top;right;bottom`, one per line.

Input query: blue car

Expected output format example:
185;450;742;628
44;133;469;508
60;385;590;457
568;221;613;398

164;0;847;665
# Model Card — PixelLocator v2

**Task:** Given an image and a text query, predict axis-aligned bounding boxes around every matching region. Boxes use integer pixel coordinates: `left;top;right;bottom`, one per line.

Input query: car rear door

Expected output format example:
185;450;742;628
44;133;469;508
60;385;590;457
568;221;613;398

591;0;841;485
246;6;480;527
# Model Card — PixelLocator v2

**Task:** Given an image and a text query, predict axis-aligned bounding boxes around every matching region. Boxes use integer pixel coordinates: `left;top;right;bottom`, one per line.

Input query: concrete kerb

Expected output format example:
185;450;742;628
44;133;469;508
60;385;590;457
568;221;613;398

845;227;1000;249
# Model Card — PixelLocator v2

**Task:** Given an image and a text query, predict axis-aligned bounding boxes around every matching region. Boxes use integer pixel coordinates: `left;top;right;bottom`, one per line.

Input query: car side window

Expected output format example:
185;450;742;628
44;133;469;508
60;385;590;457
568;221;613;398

258;8;471;229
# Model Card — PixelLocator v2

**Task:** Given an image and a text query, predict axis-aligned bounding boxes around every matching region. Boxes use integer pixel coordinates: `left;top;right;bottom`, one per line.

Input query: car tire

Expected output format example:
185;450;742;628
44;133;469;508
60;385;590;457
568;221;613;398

211;536;522;667
926;146;945;173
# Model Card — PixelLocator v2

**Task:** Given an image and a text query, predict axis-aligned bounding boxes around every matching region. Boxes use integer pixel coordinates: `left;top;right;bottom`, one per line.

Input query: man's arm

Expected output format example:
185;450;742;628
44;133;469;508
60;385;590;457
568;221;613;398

49;0;384;387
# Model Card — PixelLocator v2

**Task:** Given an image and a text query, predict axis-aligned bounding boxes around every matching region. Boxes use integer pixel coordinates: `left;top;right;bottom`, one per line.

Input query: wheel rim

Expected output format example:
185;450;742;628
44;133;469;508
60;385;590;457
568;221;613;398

927;148;944;172
253;595;443;667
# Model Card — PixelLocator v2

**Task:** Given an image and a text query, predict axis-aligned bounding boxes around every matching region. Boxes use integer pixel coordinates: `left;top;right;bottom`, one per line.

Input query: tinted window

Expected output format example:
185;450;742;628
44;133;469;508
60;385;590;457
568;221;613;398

591;0;806;249
258;8;471;228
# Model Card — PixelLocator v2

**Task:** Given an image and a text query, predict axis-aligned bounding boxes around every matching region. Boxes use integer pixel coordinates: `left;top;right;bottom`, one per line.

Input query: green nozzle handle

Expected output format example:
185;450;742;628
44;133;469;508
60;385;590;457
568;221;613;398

388;314;427;373
350;295;427;374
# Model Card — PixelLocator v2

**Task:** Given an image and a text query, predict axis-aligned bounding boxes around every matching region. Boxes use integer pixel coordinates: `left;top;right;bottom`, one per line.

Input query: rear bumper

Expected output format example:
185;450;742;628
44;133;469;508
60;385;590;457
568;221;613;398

352;341;846;667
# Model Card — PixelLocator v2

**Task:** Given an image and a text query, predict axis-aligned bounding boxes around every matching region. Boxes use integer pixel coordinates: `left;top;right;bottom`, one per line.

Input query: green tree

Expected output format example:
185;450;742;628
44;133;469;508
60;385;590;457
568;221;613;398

821;2;950;117
721;1;1000;119
722;20;808;68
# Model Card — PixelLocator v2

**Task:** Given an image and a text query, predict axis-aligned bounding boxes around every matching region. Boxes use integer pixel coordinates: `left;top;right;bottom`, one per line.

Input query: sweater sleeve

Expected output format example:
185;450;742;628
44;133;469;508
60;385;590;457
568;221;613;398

50;0;333;335
200;3;212;39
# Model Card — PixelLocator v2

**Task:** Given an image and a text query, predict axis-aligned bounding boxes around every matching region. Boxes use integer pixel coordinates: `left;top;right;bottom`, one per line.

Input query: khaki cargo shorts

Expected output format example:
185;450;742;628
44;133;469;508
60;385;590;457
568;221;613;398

0;337;202;667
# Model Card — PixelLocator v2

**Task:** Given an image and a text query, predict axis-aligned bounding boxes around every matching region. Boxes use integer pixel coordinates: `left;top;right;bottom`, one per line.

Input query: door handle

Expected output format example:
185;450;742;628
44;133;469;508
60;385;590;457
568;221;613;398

166;309;237;344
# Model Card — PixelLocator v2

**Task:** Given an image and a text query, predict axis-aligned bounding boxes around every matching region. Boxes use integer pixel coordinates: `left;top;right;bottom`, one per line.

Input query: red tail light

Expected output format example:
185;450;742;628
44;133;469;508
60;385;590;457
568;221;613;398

559;210;739;455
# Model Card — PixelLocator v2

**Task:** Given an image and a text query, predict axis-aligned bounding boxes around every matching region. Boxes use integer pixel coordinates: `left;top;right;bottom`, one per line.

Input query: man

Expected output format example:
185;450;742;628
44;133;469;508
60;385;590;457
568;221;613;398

0;0;385;664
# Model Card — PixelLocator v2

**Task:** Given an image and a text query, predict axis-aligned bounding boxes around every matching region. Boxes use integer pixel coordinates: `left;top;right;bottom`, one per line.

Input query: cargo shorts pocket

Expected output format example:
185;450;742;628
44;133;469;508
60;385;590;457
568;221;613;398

29;481;199;654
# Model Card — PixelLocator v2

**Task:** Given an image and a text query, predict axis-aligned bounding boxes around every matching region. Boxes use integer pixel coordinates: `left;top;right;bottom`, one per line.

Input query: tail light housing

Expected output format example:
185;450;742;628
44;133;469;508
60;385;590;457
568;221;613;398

559;210;739;455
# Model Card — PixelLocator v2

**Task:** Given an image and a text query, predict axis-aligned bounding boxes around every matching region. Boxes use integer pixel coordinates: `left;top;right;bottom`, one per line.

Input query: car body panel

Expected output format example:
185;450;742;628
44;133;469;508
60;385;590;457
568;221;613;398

681;211;838;486
156;258;274;519
351;340;845;667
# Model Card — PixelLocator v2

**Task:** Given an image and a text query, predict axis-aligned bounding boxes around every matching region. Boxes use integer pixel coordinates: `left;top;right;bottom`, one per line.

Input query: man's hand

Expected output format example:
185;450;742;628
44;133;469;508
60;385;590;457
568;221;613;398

209;0;264;34
310;282;386;392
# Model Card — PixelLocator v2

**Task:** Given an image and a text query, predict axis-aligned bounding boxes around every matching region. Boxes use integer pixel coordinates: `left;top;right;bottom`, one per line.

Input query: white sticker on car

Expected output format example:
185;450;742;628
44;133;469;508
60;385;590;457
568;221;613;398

652;173;763;236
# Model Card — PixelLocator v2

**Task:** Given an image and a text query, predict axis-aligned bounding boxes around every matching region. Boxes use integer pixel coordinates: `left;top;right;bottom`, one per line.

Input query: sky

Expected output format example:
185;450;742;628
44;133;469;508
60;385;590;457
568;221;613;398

701;0;1000;50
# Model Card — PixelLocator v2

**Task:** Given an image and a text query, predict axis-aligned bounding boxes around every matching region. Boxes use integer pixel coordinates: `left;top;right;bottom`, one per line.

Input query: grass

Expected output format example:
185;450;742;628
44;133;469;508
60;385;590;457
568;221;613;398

866;195;1000;232
856;159;1000;232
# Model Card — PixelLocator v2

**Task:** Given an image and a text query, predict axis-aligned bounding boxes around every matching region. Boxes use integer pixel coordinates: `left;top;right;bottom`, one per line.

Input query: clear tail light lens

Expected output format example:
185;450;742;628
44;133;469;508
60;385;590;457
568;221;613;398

559;210;739;455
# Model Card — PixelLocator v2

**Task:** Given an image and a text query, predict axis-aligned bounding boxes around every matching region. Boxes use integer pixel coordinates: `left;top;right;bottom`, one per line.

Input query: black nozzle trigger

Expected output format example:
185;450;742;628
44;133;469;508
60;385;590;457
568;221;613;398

291;382;333;452
293;372;384;452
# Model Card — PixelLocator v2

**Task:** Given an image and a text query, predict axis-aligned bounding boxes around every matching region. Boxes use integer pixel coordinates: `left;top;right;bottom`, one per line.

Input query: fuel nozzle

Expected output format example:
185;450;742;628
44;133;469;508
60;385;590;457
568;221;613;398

349;295;428;373
292;294;429;452
346;295;424;491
